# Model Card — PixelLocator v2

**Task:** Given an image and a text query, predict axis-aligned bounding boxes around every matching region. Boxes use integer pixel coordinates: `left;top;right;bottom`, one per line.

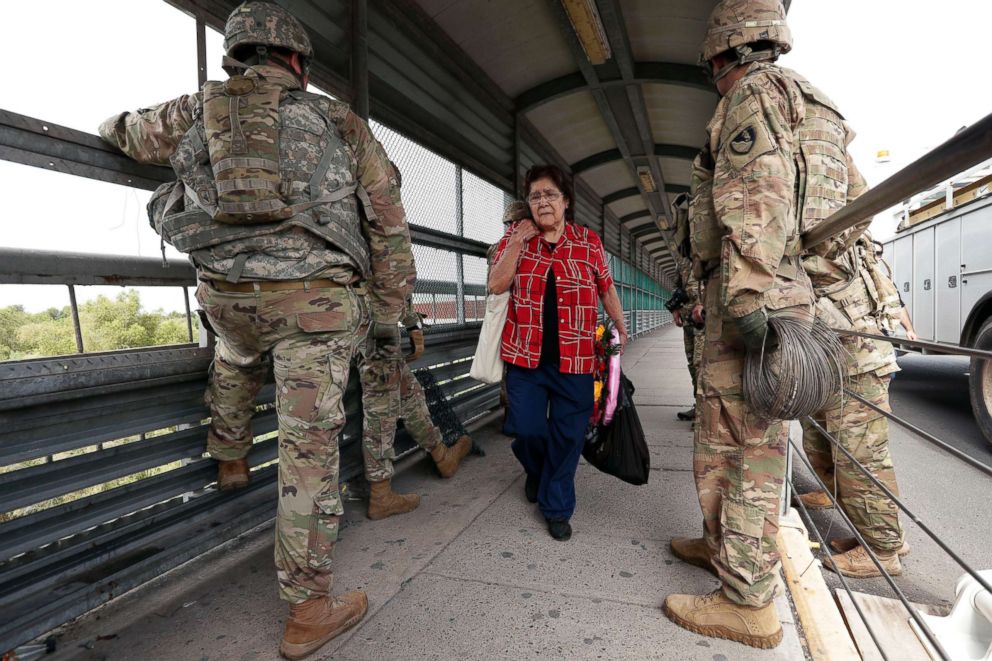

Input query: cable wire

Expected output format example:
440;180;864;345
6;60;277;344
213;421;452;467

806;416;992;598
789;474;891;661
789;434;951;660
845;388;992;478
744;316;846;419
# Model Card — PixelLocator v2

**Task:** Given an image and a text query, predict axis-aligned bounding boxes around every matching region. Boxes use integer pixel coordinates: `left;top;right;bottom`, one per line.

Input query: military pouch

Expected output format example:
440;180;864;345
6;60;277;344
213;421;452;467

820;275;871;330
202;76;287;224
795;103;850;235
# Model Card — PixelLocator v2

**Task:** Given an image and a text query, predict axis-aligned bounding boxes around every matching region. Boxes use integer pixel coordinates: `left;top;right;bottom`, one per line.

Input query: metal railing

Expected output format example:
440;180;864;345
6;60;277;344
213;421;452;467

788;110;992;660
0;249;498;652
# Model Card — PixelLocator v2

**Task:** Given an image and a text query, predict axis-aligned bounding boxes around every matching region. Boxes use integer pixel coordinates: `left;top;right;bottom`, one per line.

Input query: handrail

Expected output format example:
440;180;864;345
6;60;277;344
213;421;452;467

0;247;196;287
803;110;992;249
837;329;992;360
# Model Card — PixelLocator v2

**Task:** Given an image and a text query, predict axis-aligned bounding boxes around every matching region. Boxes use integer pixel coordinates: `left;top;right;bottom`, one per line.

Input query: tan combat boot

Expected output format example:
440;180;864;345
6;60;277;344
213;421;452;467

824;545;902;578
279;591;368;660
797;490;833;510
670;537;716;577
217;458;250;491
430;435;472;478
367;479;421;520
663;590;783;649
830;537;911;557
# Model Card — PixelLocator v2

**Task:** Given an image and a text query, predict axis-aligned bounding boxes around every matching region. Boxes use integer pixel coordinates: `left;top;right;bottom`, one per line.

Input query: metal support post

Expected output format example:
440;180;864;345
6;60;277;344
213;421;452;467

455;166;466;325
195;15;207;88
67;284;84;354
351;0;369;120
183;286;194;343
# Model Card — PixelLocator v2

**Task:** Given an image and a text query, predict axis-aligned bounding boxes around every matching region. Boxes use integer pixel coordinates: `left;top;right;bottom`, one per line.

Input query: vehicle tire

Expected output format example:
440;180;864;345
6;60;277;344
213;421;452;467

967;317;992;449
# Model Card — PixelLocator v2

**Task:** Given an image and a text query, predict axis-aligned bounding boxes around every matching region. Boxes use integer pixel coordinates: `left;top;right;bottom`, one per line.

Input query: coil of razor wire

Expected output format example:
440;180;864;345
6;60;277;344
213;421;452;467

744;316;847;420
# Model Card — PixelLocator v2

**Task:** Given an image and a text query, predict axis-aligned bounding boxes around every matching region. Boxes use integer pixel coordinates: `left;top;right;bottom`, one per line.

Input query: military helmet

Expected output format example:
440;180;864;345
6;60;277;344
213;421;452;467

700;0;792;63
224;1;313;59
502;201;530;226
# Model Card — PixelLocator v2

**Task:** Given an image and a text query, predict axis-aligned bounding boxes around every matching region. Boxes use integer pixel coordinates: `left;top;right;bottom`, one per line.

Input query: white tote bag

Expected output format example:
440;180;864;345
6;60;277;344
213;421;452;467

469;291;510;384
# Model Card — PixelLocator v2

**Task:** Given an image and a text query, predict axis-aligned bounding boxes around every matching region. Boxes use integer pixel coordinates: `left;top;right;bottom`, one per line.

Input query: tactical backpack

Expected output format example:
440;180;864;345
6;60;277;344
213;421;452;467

188;75;361;225
148;75;376;279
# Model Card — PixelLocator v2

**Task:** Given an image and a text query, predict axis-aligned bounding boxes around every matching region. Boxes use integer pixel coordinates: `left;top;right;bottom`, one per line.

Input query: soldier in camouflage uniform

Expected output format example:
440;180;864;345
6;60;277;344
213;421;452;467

358;294;473;521
800;232;908;578
664;0;867;648
667;193;705;421
98;3;414;658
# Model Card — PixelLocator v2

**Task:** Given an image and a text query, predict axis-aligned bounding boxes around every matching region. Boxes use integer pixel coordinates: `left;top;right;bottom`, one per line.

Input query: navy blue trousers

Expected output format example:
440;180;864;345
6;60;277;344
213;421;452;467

505;363;594;521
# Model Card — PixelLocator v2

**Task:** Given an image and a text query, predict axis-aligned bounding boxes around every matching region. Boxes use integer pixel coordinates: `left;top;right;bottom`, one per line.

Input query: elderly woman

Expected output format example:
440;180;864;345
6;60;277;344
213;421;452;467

489;165;627;541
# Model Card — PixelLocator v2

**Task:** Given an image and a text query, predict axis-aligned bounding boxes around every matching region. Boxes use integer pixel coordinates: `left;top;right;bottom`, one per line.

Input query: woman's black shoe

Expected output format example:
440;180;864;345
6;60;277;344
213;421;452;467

524;474;539;503
547;519;572;541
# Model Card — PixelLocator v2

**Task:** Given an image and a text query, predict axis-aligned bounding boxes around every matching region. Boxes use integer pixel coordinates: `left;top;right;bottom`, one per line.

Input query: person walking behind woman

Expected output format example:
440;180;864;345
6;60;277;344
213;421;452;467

488;165;627;541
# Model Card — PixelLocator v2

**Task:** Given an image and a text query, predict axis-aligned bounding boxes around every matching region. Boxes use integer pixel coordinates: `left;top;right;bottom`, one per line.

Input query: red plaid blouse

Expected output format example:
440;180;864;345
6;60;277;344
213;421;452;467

493;222;614;374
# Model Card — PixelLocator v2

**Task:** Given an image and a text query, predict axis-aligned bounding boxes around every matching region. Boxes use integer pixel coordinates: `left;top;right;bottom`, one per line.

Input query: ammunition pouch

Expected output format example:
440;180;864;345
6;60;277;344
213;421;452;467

816;273;873;331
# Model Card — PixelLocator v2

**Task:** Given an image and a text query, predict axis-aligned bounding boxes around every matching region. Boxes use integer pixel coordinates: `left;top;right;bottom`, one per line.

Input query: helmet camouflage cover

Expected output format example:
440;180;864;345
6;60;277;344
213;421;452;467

502;201;530;225
224;1;313;59
701;0;792;63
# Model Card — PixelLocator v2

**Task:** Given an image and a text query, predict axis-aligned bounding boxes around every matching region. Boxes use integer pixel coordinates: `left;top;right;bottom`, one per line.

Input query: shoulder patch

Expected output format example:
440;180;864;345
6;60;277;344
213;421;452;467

730;127;756;155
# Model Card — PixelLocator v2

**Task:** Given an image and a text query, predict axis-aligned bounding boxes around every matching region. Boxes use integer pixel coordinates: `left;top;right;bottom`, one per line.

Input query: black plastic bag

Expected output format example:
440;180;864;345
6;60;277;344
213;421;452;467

583;373;650;485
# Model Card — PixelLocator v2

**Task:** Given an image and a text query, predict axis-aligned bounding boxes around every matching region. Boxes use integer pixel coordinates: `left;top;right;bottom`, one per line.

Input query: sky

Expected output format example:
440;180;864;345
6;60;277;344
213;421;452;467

1;0;990;313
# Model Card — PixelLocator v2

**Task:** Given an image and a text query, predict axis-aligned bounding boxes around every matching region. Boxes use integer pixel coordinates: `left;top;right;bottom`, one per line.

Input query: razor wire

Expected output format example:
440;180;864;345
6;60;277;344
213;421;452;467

744;316;846;420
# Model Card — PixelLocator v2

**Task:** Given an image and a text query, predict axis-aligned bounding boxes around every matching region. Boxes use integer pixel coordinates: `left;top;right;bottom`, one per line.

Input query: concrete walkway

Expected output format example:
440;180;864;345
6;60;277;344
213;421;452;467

52;325;804;660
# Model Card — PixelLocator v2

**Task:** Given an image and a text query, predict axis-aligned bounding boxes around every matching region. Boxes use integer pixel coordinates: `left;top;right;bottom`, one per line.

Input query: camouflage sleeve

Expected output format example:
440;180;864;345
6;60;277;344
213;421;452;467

713;77;799;318
97;94;200;165
333;105;415;325
684;267;701;305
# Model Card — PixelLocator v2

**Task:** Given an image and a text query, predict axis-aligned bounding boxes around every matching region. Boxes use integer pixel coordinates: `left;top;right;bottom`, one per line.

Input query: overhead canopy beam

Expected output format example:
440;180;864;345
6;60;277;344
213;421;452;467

571;143;700;174
603;184;689;205
631;225;659;239
619;210;651;225
515;61;712;114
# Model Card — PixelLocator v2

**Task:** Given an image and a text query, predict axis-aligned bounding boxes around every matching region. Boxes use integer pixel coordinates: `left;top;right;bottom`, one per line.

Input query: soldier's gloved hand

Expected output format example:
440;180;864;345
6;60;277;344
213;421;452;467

406;328;425;363
735;308;775;353
372;321;401;359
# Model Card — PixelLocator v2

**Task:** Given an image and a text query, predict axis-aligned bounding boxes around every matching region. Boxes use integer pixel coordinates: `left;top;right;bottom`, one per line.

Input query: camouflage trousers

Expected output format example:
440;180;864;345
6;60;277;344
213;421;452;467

196;280;366;604
693;282;799;607
682;323;703;396
356;335;443;483
801;371;903;553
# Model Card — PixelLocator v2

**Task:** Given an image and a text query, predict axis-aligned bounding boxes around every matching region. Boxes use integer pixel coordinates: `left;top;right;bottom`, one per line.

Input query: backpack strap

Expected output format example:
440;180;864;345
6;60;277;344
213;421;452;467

293;92;380;223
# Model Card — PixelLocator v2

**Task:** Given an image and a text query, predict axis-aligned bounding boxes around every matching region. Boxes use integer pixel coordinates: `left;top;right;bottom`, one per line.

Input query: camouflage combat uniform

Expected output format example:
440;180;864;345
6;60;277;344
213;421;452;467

692;61;834;608
670;199;704;397
802;235;904;553
357;298;443;481
99;64;414;604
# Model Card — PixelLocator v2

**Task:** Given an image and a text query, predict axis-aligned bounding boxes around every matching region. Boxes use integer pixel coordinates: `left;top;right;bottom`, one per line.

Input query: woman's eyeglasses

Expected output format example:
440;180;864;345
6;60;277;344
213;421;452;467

527;192;562;204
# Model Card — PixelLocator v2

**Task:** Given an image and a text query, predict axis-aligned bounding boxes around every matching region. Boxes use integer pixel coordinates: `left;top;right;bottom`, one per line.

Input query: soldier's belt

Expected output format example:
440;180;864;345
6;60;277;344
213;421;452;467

208;278;351;293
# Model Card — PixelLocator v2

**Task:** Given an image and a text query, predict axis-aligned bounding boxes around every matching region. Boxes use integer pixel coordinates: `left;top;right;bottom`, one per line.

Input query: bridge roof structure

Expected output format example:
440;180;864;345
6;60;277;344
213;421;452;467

166;0;737;282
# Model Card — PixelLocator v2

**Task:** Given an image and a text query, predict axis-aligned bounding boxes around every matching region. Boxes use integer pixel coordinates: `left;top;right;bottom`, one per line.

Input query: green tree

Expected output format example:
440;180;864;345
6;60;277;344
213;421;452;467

0;305;29;360
3;290;199;360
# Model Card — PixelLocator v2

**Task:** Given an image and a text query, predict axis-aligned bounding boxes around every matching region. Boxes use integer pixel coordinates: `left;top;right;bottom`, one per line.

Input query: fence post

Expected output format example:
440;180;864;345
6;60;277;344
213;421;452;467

455;166;465;325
